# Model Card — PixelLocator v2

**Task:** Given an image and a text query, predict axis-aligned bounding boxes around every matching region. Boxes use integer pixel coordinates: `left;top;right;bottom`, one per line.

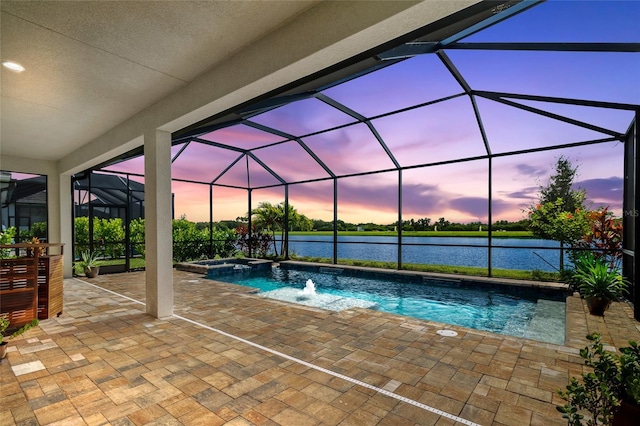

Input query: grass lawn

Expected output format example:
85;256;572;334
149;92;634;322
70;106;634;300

289;256;561;282
74;257;146;275
98;258;146;269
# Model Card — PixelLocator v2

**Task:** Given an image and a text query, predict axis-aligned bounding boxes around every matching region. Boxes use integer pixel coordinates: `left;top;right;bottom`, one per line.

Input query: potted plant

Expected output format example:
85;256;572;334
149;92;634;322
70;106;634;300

616;341;640;425
572;252;628;315
557;333;640;426
78;250;100;278
27;236;46;257
1;317;40;359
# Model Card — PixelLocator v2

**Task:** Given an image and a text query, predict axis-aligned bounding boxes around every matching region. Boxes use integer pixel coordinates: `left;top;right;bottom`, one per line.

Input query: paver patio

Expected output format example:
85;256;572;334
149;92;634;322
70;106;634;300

1;269;639;425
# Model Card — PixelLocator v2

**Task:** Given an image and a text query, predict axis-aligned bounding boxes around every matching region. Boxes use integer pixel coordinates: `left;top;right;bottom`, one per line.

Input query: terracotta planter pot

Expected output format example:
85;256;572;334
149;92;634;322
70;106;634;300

84;266;100;278
0;341;7;359
613;399;640;426
586;296;610;316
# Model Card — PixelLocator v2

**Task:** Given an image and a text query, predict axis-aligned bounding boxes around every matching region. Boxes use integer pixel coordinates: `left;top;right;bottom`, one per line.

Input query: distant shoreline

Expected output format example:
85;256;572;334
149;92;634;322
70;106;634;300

286;230;534;238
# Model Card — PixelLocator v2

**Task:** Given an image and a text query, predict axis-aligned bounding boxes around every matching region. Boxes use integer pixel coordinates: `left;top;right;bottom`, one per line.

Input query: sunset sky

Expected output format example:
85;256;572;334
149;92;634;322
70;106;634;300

99;0;637;225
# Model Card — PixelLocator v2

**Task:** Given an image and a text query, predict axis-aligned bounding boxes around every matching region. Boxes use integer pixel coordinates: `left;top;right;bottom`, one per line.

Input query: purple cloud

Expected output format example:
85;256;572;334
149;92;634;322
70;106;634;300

287;179;448;217
502;185;538;200
576;177;623;211
449;197;514;219
449;197;487;217
514;163;547;178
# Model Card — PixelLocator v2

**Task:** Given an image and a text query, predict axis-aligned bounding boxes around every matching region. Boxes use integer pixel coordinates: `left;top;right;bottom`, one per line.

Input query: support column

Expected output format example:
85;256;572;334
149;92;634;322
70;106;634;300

144;130;173;318
397;170;402;270
58;174;73;277
632;117;639;321
623;117;638;321
47;172;68;268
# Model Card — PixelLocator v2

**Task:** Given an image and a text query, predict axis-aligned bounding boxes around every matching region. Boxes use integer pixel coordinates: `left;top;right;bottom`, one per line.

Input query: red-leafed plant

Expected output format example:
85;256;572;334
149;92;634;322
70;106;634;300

235;224;273;258
576;207;622;270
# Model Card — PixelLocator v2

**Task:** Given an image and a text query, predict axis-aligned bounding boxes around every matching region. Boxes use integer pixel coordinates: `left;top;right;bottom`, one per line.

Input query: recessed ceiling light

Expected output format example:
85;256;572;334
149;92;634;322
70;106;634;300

2;61;25;72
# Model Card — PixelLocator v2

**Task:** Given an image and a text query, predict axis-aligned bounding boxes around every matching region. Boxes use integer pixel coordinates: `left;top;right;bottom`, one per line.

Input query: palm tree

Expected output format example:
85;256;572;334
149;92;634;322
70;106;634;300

275;202;301;256
252;202;281;256
252;201;306;257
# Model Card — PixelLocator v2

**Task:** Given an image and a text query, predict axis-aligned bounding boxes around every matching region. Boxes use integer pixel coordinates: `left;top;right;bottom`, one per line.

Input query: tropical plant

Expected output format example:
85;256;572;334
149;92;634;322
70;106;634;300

235;224;273;257
78;250;99;268
565;251;590;291
251;201;312;256
29;236;46;256
573;252;628;301
76;250;100;277
575;207;623;270
252;202;281;255
558;333;640;426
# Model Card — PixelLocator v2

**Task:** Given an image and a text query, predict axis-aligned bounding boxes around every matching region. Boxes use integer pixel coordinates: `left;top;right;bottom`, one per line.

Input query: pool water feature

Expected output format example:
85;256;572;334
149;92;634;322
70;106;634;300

175;257;272;276
302;279;317;295
213;266;567;345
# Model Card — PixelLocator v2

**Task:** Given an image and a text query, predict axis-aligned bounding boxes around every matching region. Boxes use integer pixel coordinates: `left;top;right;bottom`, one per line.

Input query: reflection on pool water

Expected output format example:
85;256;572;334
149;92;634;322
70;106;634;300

213;266;566;345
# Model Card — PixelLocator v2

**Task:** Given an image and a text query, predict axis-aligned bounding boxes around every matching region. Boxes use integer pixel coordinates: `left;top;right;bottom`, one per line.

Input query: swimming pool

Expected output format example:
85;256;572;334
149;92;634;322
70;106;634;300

212;264;568;344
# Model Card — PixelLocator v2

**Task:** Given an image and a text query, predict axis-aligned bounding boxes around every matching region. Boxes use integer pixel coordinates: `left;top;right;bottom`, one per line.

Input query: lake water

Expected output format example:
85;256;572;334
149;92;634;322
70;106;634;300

281;235;562;272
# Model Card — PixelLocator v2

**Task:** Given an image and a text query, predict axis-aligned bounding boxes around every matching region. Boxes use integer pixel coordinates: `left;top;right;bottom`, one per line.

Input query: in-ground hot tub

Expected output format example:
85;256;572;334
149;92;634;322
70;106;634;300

175;257;273;278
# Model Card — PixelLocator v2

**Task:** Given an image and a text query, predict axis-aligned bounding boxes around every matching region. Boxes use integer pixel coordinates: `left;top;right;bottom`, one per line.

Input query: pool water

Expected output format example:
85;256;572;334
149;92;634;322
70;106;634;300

215;267;566;344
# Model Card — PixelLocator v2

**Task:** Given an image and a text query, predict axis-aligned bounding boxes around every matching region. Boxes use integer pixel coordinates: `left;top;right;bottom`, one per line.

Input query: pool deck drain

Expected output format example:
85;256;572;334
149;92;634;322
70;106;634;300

437;329;458;337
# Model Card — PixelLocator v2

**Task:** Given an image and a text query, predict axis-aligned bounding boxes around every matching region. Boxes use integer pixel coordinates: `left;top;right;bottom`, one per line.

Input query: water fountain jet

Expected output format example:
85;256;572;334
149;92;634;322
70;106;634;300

301;279;316;296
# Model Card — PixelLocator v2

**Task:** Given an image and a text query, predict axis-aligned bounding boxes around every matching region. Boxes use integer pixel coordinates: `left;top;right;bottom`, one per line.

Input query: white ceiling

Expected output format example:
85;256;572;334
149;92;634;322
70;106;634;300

0;0;320;162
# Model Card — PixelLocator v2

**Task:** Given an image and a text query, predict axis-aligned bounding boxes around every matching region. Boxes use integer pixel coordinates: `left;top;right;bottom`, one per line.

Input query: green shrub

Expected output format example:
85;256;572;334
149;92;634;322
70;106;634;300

74;217;90;258
558;333;640;425
130;218;145;258
93;218;125;259
0;227;16;257
173;218;208;262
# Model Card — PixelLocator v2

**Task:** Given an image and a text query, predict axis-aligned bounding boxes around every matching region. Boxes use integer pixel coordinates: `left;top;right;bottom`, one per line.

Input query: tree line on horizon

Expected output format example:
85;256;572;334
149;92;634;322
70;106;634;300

204;211;532;233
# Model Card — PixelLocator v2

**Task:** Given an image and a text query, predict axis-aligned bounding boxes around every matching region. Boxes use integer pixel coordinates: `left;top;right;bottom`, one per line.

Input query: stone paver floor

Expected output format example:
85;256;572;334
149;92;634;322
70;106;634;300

1;269;639;425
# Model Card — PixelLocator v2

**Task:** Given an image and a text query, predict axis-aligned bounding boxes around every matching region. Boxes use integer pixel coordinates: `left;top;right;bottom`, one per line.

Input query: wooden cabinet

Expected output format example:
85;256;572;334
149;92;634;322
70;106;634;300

37;255;64;319
0;256;39;327
1;243;64;325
